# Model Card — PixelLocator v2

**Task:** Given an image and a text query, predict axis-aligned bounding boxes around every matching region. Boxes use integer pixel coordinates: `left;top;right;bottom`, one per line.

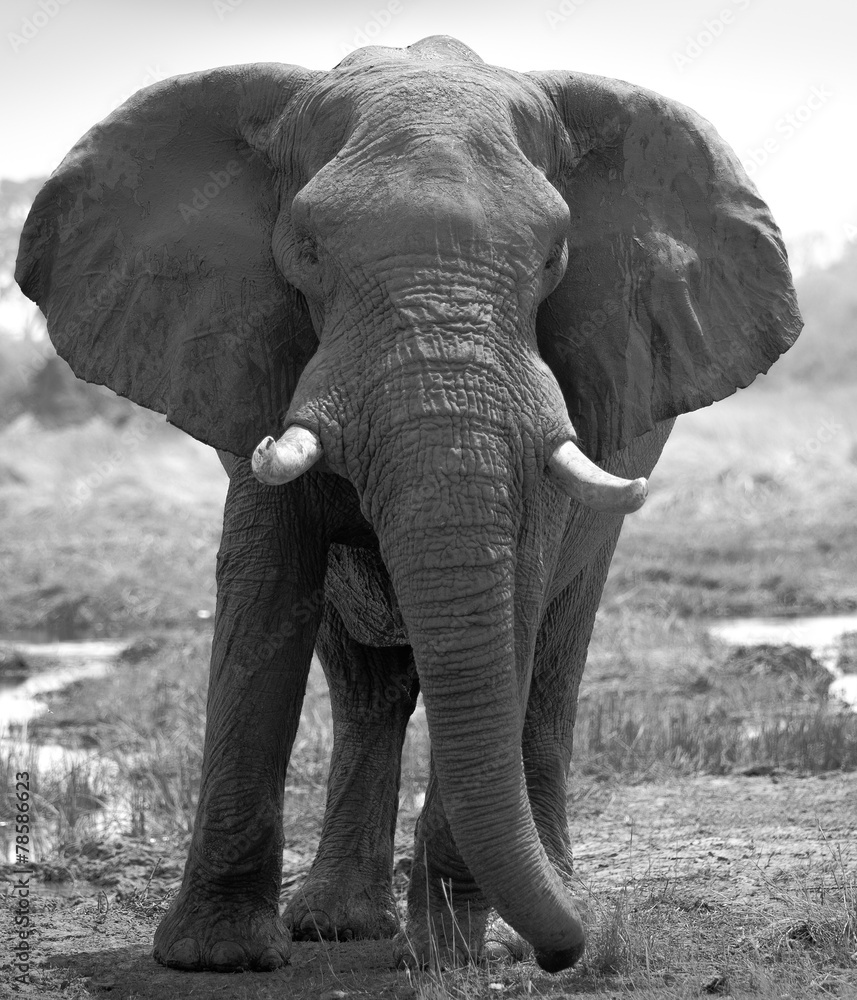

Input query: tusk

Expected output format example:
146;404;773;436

547;439;648;514
251;425;323;485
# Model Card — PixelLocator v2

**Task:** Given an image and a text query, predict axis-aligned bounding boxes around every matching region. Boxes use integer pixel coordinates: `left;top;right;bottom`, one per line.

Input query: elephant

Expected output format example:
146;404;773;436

16;35;801;974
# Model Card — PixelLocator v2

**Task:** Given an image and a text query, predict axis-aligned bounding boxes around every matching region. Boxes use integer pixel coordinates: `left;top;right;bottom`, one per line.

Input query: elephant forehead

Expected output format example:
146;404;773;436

286;58;567;182
290;131;569;258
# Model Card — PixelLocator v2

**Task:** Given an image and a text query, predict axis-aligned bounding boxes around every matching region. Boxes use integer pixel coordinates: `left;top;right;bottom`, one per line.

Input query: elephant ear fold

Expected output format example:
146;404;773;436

16;63;319;457
530;71;803;462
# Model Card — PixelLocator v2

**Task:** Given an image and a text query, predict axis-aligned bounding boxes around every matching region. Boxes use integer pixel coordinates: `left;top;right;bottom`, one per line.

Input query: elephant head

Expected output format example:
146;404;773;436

16;36;801;969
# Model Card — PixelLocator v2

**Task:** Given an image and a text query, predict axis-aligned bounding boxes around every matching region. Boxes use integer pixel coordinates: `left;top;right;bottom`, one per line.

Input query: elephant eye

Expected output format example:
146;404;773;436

540;239;568;300
297;234;319;266
544;240;567;272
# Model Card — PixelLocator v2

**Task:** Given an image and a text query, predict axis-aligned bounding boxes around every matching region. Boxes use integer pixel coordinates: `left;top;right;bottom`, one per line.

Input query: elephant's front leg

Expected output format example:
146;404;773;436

400;771;492;967
525;539;618;872
153;464;329;972
286;601;418;941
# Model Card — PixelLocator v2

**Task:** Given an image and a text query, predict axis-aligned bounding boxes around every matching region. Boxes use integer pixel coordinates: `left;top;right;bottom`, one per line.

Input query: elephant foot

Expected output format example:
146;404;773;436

395;907;491;970
481;898;591;972
153;891;290;972
481;912;533;962
397;904;589;970
284;875;400;941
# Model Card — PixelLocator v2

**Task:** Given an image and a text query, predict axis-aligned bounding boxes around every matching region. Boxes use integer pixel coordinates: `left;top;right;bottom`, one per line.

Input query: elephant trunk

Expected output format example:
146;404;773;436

371;479;584;971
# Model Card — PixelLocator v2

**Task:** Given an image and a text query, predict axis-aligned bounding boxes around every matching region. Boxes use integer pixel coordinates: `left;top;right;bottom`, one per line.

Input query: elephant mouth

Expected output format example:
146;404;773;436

250;423;648;515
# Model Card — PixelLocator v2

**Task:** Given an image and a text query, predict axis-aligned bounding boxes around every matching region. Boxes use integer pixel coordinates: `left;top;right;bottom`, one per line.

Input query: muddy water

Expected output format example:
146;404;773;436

0;639;128;739
0;640;126;732
708;613;857;709
0;637;131;863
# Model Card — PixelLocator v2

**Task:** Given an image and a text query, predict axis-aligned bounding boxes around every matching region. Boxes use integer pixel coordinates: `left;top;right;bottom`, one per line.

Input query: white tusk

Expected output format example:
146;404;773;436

547;439;648;514
251;425;323;486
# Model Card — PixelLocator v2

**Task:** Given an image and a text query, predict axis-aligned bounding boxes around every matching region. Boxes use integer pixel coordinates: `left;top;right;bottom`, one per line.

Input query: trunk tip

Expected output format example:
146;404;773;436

534;938;585;973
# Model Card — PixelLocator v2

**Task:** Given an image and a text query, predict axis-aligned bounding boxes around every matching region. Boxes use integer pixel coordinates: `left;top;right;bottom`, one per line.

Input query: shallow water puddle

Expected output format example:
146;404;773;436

0;637;132;862
708;613;857;709
0;638;127;731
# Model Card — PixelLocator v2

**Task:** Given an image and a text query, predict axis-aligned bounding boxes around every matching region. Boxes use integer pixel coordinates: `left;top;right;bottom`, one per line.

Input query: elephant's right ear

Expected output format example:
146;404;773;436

16;63;319;457
530;71;803;462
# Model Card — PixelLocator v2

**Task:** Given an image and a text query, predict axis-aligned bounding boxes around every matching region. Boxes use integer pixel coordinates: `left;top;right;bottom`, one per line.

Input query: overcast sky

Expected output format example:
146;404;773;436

3;0;854;253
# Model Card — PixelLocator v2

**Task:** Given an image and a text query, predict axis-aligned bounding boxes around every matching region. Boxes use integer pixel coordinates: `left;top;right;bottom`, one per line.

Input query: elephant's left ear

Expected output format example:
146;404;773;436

16;64;320;457
529;71;803;461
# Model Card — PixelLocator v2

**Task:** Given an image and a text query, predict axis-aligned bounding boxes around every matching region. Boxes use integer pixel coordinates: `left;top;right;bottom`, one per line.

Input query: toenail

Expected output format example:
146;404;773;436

164;937;201;969
257;946;288;970
210;940;248;970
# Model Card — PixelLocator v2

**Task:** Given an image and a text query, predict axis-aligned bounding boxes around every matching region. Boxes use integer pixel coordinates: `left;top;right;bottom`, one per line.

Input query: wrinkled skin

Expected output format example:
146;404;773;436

16;36;801;973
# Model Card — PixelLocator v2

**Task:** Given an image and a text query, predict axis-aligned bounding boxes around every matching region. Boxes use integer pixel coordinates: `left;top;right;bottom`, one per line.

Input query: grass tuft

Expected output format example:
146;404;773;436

573;692;857;779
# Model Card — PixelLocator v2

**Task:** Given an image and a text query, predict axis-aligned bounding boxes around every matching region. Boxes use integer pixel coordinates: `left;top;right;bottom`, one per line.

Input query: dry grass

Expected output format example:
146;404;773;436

405;852;857;998
6;614;856;871
573;692;857;779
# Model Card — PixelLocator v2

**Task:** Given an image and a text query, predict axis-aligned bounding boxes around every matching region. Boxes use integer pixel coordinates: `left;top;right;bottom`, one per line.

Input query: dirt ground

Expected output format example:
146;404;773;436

4;771;855;999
